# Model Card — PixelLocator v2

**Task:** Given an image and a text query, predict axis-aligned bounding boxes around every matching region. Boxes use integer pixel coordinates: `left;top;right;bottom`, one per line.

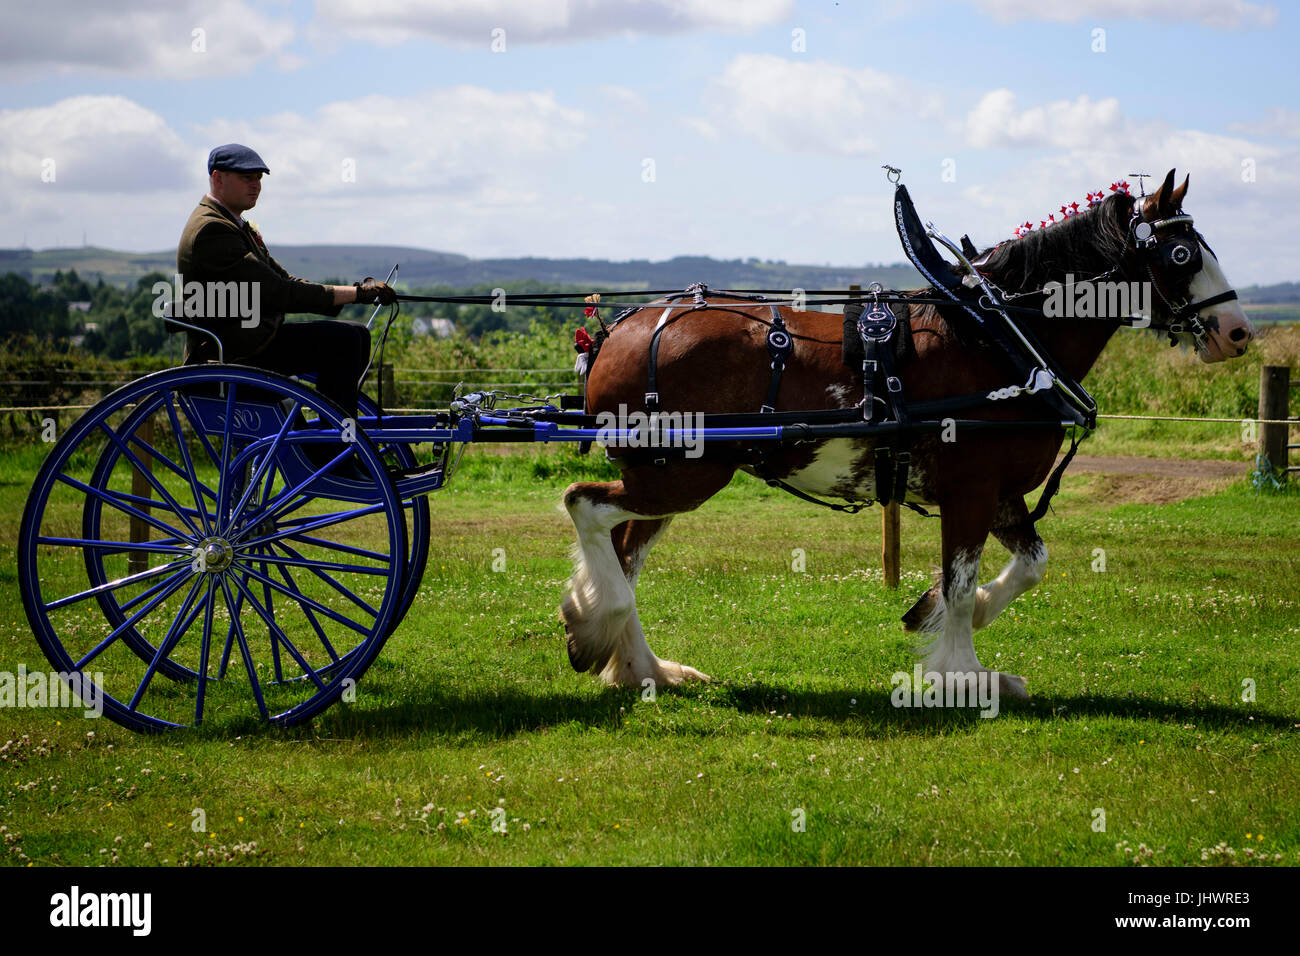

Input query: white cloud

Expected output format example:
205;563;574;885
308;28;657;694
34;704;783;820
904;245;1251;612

679;116;720;141
967;90;1126;150
1229;107;1300;140
0;0;297;78
706;54;944;157
0;95;192;192
598;85;651;115
970;0;1276;29
314;0;793;46
194;86;587;198
963;89;1280;196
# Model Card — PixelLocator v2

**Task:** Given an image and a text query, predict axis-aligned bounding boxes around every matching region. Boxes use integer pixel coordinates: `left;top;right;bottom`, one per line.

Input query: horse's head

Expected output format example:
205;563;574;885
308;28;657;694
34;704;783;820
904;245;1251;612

1131;169;1255;363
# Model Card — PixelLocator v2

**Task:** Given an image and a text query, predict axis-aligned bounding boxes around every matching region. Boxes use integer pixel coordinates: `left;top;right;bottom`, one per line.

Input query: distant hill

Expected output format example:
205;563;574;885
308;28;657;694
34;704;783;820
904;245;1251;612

0;244;923;293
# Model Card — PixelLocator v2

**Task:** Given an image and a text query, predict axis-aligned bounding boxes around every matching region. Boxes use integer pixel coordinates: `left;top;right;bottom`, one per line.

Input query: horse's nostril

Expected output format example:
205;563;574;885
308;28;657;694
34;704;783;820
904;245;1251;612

1229;327;1248;341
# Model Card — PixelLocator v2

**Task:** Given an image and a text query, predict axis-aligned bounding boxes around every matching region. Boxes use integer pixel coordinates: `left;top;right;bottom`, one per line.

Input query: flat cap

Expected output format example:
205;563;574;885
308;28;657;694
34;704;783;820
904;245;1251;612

207;144;270;175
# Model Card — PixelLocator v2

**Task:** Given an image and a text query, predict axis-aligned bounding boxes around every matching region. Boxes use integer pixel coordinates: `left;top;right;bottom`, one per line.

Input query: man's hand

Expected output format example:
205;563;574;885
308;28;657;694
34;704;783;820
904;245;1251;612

354;277;397;305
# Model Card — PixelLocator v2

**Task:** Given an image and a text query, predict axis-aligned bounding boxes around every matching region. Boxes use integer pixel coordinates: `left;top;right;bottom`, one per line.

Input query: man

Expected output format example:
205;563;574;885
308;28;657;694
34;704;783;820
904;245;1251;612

176;143;395;420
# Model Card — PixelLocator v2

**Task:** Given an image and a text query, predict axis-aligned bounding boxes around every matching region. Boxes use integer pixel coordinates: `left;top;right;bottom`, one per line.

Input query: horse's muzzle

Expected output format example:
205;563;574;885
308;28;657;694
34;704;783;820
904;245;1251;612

1198;310;1255;363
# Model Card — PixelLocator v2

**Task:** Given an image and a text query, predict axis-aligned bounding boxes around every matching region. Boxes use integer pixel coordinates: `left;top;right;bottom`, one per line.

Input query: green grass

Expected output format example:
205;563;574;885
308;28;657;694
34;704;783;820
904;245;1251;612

1;445;1297;867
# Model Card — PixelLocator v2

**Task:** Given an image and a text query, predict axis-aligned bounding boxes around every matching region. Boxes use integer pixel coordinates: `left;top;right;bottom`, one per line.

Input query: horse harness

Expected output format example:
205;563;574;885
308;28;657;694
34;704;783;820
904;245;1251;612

579;179;1237;522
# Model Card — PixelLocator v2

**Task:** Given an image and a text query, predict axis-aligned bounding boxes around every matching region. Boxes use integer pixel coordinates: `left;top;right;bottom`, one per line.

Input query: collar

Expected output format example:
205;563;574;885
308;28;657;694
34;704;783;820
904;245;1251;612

203;193;248;228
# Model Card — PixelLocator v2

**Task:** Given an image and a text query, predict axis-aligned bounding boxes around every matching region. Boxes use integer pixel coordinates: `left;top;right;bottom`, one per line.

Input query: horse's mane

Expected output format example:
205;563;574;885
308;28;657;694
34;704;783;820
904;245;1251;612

972;193;1135;294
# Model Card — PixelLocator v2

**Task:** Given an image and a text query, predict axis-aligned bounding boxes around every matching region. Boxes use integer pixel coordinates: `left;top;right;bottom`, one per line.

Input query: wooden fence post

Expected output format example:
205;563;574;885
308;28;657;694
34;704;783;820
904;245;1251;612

882;500;901;588
381;363;397;409
128;416;153;574
1259;365;1290;478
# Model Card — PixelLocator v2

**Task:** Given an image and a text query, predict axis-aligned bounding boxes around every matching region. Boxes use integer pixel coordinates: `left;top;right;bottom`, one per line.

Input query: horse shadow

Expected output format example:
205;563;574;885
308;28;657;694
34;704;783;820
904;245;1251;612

215;677;1295;741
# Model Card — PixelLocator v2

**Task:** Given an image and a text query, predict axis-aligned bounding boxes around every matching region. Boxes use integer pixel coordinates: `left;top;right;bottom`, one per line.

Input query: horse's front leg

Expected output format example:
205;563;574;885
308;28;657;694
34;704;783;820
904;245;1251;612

921;484;1029;701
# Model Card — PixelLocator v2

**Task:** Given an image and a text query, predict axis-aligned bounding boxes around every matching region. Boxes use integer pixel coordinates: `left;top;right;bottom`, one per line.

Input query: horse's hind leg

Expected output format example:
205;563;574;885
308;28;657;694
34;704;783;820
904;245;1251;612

972;498;1047;631
560;463;732;688
598;517;707;687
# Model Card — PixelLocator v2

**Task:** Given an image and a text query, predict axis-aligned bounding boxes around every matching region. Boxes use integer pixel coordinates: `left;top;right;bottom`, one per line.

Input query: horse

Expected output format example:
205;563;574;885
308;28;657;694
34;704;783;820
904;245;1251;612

558;169;1255;700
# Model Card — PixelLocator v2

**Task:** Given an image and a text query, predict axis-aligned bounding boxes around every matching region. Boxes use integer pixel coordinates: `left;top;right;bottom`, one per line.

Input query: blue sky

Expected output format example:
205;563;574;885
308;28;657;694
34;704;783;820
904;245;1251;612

2;0;1296;283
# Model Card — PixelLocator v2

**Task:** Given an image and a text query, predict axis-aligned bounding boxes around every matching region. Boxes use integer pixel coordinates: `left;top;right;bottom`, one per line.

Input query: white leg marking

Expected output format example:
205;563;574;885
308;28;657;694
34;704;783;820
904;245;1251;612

562;503;709;687
972;540;1047;631
921;548;983;675
562;495;639;673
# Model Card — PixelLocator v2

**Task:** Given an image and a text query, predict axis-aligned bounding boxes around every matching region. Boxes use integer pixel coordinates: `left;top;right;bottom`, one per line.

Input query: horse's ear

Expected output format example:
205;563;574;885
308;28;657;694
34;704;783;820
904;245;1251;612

1144;169;1178;219
1170;173;1189;210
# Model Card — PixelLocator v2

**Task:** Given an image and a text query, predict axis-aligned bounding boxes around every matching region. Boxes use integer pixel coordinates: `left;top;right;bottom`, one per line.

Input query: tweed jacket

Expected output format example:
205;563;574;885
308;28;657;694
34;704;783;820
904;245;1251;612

176;196;342;362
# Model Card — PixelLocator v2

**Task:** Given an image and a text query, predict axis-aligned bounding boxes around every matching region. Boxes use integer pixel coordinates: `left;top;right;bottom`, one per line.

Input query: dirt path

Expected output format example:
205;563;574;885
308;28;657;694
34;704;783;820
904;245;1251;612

1063;455;1246;505
1068;455;1244;479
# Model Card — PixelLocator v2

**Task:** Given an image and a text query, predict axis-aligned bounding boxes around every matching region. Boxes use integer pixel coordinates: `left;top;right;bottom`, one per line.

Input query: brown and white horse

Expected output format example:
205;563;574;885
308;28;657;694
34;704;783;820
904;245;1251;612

559;170;1254;699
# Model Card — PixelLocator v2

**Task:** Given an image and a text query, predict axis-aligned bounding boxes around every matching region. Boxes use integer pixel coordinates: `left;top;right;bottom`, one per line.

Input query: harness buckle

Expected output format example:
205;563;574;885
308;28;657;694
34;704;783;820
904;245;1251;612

886;376;903;393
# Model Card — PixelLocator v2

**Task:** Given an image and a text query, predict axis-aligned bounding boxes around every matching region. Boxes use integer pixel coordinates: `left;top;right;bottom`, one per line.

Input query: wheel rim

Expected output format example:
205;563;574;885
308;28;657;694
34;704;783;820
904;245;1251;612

356;392;430;630
18;365;406;731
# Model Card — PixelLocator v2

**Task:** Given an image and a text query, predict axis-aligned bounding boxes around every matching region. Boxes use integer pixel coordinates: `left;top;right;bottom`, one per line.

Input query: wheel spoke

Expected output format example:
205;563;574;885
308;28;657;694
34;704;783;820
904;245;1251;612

174;389;226;473
57;472;193;543
73;567;194;670
232;559;374;636
162;392;216;536
126;405;217;504
264;545;340;663
240;550;389;578
246;444;363;528
97;419;203;538
279;532;390;563
127;575;206;712
218;575;268;720
46;558;191;611
226;400;302;533
228;573;328;693
37;535;192;556
215;383;239;532
194;577;217;724
234;502;387;549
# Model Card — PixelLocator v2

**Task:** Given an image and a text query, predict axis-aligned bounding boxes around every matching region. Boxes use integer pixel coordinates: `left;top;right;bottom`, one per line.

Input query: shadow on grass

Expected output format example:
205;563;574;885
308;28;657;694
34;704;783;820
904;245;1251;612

189;679;1297;743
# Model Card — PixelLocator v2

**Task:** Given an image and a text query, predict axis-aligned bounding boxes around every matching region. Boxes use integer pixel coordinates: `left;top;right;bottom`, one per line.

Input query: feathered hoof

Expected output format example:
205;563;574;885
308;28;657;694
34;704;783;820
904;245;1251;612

901;583;942;632
659;659;711;686
560;599;603;674
998;672;1029;700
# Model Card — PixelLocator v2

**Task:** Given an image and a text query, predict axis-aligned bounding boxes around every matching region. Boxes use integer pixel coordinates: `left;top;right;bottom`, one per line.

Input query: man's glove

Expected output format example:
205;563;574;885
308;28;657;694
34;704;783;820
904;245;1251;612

355;277;397;305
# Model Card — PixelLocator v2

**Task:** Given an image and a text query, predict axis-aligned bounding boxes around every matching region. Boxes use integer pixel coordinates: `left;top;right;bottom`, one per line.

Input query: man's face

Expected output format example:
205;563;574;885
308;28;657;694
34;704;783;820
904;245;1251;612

212;170;262;214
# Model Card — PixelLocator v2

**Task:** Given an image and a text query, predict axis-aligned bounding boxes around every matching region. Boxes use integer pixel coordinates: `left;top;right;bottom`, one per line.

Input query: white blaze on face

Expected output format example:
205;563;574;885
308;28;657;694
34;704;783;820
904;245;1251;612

1187;248;1254;363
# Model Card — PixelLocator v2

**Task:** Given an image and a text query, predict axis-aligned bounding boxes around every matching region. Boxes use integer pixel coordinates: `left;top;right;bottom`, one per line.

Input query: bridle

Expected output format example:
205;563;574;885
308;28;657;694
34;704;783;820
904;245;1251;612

994;199;1240;353
1126;209;1239;347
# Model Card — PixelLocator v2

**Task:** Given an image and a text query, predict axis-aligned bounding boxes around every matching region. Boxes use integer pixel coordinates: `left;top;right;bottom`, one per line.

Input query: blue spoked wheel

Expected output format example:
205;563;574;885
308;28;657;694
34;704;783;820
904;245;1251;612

19;365;408;732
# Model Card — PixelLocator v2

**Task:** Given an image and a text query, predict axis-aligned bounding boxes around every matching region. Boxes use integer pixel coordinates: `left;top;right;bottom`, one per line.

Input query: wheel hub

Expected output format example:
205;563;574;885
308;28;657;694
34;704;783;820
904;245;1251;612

192;536;235;573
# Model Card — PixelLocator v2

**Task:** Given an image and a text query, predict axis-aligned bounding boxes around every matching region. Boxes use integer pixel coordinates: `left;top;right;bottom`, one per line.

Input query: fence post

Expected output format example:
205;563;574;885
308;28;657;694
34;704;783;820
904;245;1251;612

381;363;397;409
1259;365;1290;478
882;501;901;588
128;416;154;574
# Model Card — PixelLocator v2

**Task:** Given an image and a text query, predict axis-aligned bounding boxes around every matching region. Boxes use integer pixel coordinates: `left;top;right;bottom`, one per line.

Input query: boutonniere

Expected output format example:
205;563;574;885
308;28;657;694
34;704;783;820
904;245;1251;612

245;219;267;251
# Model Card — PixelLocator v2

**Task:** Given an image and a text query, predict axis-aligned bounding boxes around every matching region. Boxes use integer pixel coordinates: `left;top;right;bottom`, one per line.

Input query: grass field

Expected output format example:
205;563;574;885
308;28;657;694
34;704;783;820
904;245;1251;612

1;440;1297;867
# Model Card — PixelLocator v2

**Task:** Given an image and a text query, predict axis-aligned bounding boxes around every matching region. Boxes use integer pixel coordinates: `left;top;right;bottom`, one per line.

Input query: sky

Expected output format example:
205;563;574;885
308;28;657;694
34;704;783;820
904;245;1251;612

1;0;1296;284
